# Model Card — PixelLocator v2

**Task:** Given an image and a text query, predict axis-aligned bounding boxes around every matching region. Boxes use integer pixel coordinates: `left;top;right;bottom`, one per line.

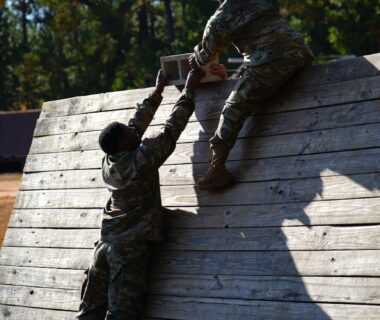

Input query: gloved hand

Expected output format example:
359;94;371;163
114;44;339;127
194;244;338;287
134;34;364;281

184;68;206;92
188;53;200;69
155;69;169;95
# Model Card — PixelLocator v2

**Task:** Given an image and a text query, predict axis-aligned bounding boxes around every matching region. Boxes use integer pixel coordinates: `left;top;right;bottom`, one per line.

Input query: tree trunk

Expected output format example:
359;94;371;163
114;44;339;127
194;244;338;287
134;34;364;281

20;0;28;49
138;2;149;45
163;0;175;42
149;5;156;39
181;0;186;19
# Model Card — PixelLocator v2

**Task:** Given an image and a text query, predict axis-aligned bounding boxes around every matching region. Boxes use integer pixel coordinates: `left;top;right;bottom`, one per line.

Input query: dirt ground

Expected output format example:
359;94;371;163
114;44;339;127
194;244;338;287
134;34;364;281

0;173;21;246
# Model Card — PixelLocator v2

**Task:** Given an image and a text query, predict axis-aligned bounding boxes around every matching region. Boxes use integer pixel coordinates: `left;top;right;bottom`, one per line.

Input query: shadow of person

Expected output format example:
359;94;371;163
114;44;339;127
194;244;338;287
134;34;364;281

149;56;380;319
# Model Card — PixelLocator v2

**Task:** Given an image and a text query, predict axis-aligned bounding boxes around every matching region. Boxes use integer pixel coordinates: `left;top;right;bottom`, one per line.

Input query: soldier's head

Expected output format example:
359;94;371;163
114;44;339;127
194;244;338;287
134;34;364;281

98;122;141;155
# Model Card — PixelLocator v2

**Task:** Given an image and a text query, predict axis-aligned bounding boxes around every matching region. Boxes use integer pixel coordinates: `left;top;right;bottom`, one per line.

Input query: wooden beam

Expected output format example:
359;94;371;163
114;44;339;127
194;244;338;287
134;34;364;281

13;173;380;209
149;274;380;305
24;150;103;173
8;198;380;229
1;248;379;277
20;149;380;189
0;305;76;320
0;247;91;269
1;268;380;306
144;295;380;320
9;209;102;228
33;93;380;138
4;225;380;251
40;54;380;118
0;266;84;290
0;284;80;311
28;123;380;173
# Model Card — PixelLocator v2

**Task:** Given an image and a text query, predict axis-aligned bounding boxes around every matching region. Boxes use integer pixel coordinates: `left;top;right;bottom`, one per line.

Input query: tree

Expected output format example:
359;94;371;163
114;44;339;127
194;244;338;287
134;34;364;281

1;0;379;110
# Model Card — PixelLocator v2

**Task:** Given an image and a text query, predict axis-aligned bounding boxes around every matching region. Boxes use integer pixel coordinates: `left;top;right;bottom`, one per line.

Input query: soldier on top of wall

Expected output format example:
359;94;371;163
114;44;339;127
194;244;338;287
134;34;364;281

76;68;205;320
189;0;314;189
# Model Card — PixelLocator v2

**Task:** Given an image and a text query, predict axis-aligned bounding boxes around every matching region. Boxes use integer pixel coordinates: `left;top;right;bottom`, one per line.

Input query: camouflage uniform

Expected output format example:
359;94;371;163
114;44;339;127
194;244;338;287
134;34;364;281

193;0;314;152
77;89;196;320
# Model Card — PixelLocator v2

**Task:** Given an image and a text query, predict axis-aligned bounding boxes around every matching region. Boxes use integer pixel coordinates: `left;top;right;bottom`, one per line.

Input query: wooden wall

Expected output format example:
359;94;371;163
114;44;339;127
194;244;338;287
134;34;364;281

0;53;380;319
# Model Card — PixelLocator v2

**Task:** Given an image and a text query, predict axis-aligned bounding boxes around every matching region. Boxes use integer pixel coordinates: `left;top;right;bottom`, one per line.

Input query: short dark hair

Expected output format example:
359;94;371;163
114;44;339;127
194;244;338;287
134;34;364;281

98;121;127;155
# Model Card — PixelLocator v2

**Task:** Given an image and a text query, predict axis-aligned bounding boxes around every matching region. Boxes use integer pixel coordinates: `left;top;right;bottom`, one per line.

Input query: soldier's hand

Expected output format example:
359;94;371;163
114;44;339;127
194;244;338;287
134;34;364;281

210;63;228;80
185;68;206;92
155;69;169;94
188;54;199;69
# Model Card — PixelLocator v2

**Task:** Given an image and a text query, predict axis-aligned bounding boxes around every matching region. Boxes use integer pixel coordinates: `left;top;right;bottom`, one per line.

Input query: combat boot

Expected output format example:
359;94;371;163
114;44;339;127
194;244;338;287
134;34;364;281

196;149;233;190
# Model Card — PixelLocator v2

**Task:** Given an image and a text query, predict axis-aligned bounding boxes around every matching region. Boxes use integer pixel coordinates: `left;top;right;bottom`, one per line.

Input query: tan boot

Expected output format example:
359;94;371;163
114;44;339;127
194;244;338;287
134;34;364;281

196;149;233;190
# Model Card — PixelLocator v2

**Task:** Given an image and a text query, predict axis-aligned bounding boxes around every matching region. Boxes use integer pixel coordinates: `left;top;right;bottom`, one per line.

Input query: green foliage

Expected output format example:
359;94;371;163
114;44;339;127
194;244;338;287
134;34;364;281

280;0;380;57
1;0;379;110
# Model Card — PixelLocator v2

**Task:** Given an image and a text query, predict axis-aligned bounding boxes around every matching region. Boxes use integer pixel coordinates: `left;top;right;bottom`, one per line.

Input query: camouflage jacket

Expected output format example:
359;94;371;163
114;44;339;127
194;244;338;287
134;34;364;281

101;89;195;241
194;0;313;66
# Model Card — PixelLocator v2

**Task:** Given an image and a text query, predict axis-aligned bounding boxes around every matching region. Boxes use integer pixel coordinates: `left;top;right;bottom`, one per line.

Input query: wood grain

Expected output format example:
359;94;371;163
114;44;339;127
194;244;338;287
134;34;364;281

0;247;92;269
8;198;380;229
0;305;76;320
0;284;80;311
0;266;85;289
144;295;380;320
20;148;380;189
34;91;380;138
1;247;379;276
12;173;380;209
149;274;380;305
4;225;380;251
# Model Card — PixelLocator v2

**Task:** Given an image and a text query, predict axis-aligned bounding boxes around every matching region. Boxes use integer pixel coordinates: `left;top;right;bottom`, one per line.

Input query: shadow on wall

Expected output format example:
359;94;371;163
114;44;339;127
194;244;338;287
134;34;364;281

158;57;380;319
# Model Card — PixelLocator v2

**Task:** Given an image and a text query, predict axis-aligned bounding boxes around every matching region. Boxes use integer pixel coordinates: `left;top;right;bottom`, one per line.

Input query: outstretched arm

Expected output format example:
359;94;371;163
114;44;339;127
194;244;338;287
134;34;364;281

128;70;168;136
136;69;205;171
189;1;234;66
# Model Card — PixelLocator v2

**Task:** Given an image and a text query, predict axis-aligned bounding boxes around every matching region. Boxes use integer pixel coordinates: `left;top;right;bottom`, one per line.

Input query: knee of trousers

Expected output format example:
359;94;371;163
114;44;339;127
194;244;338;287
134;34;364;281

210;102;250;150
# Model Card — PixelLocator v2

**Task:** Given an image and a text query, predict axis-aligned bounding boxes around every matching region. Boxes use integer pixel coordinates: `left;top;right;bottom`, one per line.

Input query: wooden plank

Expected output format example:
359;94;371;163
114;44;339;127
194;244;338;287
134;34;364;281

0;284;79;311
0;247;91;269
1;248;379;276
24;150;103;173
162;148;380;185
273;75;380;114
165;198;380;229
20;148;380;189
45;74;380;118
3;229;99;249
23;133;380;174
0;266;84;290
144;295;380;320
1;269;379;306
28;122;380;171
40;54;380;119
164;122;380;165
8;209;102;228
164;225;380;251
16;223;352;251
33;93;380;138
14;172;380;209
8;198;380;229
289;53;380;88
0;305;75;320
151;250;380;276
4;225;380;251
35;99;223;137
41;83;233;118
149;274;380;305
161;173;380;207
13;173;380;209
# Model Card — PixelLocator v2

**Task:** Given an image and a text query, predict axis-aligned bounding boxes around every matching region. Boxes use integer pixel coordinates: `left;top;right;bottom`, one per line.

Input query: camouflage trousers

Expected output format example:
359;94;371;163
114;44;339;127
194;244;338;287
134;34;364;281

76;240;152;320
210;55;313;152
